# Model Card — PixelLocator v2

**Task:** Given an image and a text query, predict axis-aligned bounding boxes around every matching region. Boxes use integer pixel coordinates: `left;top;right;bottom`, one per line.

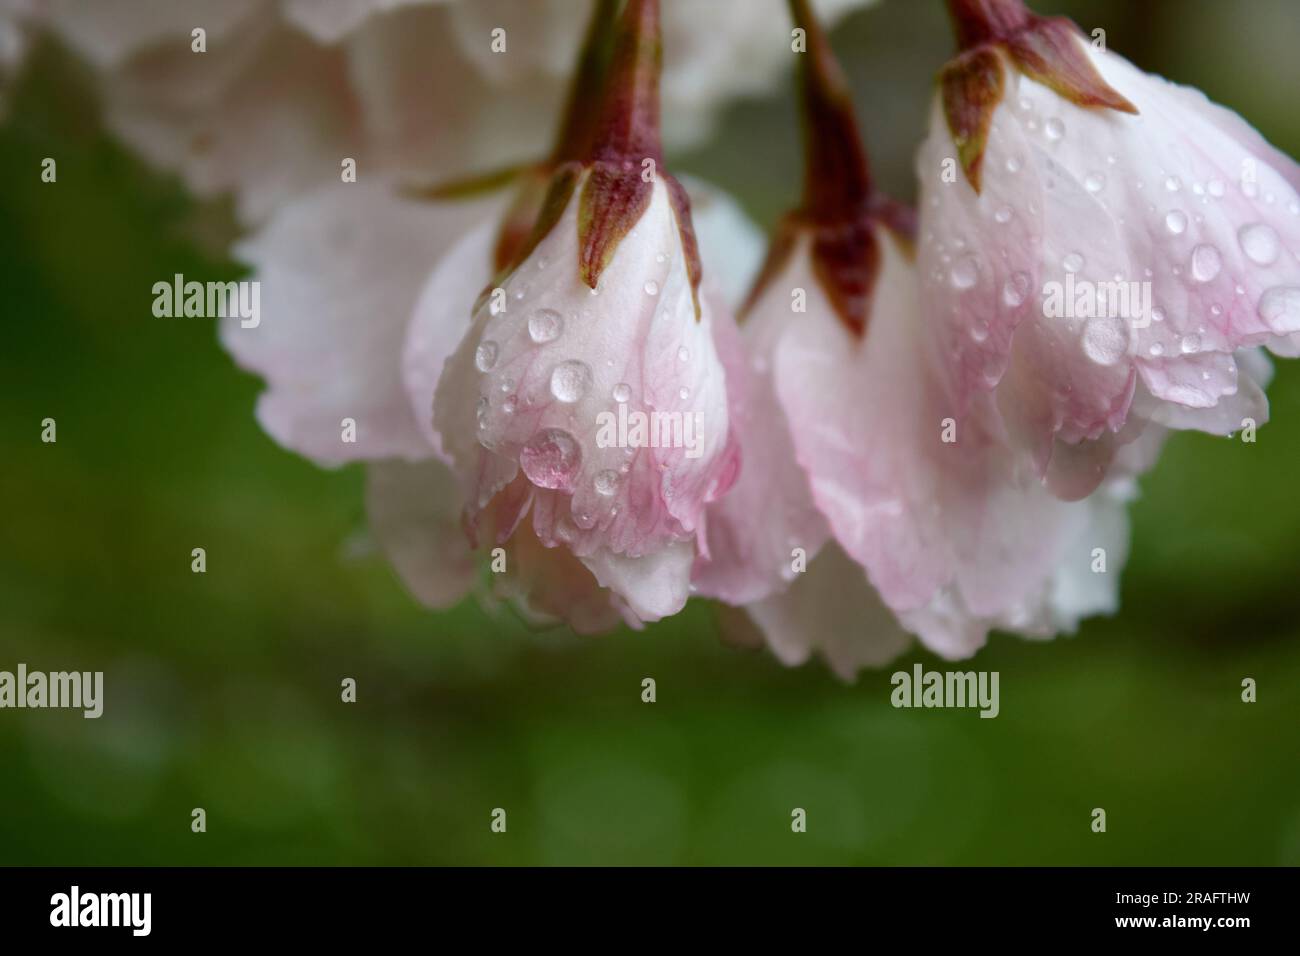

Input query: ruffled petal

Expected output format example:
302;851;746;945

694;265;829;605
224;180;502;465
365;459;476;608
744;543;913;681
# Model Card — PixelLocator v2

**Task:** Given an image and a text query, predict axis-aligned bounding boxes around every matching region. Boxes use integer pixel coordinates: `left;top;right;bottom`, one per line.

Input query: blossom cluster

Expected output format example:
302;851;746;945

14;0;1300;677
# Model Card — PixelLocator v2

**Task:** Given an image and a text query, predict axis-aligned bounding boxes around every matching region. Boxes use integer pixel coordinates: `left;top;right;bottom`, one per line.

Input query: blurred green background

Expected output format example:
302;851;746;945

2;0;1298;866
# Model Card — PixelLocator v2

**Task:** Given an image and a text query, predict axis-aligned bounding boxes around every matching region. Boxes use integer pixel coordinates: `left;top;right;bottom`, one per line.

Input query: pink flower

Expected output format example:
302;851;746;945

919;0;1300;499
697;0;1135;675
433;0;743;624
221;0;762;629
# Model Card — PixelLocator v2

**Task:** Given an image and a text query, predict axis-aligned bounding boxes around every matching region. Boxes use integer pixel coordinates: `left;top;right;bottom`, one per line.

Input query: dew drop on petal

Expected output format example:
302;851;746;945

1180;334;1201;354
1190;244;1222;283
594;469;621;497
1044;118;1065;141
644;280;659;296
475;341;499;371
612;382;632;403
679;386;690;401
1002;271;1031;308
1258;286;1300;333
1085;172;1106;193
1006;156;1022;174
527;308;564;343
1165;175;1182;192
1149;342;1165;357
677;347;690;362
520;428;582;490
1063;252;1085;273
994;206;1013;224
1238;222;1280;266
1081;316;1130;366
550;360;592;403
949;256;979;290
1165;210;1188;235
1208;179;1226;198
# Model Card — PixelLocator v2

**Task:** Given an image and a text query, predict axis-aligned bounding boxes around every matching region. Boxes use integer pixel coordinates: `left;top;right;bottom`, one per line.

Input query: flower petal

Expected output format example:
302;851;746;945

366;459;476;608
224;180;502;465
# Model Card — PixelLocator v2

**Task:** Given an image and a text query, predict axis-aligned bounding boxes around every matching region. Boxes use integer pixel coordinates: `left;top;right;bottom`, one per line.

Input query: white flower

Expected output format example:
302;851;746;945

919;0;1300;498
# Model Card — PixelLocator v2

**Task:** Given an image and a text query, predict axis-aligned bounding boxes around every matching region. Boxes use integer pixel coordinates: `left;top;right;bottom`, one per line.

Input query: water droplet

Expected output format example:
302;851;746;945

1003;271;1031;308
527;308;564;343
644;280;659;296
1152;307;1165;323
475;341;499;371
1180;334;1201;354
1081;316;1130;366
502;395;517;415
512;283;529;301
1238;222;1280;266
550;360;592;403
1165;175;1182;192
1084;172;1106;193
1149;342;1165;357
594;470;621;497
677;347;690;362
994;206;1013;224
1190;244;1222;282
655;253;667;264
1258;286;1300;333
520;428;582;490
1165;210;1188;235
1044;118;1065;141
949;256;979;290
612;382;632;403
572;508;596;530
678;386;690;401
1006;156;1022;174
1063;252;1084;273
535;256;548;271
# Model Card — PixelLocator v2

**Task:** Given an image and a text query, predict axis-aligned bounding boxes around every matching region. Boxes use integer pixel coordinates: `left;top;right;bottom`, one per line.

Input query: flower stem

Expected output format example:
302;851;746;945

788;0;872;220
548;0;621;166
946;0;1031;51
588;0;663;165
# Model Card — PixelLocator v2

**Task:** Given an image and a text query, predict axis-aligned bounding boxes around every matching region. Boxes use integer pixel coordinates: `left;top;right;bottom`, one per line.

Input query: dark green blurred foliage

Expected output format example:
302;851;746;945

1;0;1298;865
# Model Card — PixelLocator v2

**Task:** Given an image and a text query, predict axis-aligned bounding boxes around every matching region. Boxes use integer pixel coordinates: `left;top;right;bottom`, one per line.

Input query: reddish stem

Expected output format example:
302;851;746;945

587;0;663;165
547;0;621;166
946;0;1031;50
788;0;872;221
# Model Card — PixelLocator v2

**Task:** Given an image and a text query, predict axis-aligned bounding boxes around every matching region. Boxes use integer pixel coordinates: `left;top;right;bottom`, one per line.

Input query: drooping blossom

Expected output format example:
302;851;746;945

918;0;1300;500
696;0;1136;675
219;0;761;630
432;0;747;626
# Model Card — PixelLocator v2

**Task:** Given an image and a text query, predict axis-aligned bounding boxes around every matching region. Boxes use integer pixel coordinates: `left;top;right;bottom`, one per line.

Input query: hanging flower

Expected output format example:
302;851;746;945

697;0;1137;674
918;0;1300;499
433;0;744;625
